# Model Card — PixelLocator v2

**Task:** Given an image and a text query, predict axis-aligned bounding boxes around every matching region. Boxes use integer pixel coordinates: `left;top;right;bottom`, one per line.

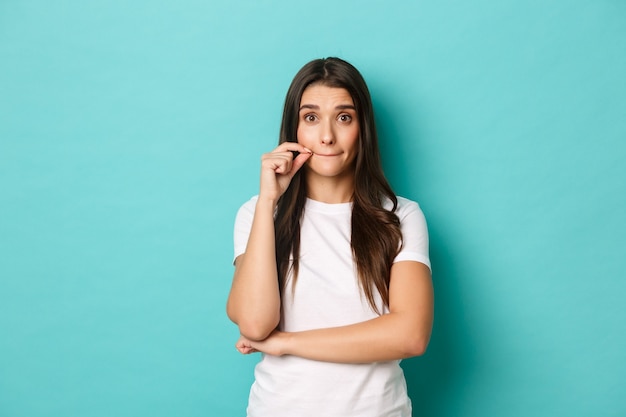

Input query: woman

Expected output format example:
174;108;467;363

227;57;433;417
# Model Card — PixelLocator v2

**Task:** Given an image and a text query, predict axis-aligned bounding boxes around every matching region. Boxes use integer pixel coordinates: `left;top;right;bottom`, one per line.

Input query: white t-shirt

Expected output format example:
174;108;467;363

233;196;430;417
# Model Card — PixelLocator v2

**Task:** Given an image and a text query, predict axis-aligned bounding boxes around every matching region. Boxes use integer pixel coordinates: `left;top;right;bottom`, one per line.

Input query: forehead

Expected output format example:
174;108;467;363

300;84;354;106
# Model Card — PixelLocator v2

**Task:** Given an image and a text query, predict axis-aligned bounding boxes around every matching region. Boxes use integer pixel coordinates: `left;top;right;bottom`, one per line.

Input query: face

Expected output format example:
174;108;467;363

296;84;360;181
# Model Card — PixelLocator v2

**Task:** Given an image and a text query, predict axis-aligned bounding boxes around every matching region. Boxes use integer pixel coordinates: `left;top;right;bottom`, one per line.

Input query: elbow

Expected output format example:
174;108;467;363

237;318;278;341
226;301;280;341
402;335;430;358
228;308;279;341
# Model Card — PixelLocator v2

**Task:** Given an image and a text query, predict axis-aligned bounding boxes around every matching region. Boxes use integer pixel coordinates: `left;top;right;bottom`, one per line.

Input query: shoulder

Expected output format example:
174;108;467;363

384;196;425;220
396;196;422;212
234;196;259;229
391;196;430;266
237;195;259;215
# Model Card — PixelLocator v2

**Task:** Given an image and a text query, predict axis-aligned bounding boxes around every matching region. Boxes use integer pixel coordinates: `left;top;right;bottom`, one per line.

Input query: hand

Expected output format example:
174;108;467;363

259;142;312;203
235;335;259;355
236;331;289;357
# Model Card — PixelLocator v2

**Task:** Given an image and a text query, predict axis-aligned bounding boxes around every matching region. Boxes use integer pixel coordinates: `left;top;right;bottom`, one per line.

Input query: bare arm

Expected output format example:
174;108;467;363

226;143;312;341
236;261;434;362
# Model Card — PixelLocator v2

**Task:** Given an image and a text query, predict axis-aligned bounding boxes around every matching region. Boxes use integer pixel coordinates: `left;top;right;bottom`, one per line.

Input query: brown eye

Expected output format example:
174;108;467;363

304;114;317;122
338;114;352;122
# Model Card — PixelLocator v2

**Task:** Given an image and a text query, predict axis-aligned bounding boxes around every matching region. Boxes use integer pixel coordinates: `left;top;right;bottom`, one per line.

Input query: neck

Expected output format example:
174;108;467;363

305;171;355;204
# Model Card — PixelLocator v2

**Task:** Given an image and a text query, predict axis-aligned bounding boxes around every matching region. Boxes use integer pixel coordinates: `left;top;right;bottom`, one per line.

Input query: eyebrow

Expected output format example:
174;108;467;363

299;104;356;111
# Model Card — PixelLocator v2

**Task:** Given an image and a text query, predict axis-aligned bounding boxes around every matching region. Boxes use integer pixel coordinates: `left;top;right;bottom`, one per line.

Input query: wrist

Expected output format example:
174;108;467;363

256;194;279;211
280;331;295;356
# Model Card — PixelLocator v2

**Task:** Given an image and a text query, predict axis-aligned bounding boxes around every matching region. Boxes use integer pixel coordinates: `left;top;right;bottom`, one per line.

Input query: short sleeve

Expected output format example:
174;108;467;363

233;196;259;264
393;197;431;270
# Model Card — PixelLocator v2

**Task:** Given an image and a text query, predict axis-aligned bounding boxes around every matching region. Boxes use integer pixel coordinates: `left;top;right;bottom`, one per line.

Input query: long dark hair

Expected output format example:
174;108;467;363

275;57;402;314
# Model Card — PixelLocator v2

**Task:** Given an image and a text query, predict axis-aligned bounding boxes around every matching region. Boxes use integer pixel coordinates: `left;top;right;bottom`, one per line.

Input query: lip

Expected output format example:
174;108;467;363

314;153;341;157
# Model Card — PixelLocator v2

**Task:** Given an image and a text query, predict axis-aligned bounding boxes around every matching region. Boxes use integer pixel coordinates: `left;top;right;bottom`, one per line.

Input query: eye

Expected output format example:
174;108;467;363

338;113;352;123
303;113;318;123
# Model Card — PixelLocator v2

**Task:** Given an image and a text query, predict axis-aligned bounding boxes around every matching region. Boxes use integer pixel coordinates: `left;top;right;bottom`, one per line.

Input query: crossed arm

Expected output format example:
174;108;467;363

228;249;434;364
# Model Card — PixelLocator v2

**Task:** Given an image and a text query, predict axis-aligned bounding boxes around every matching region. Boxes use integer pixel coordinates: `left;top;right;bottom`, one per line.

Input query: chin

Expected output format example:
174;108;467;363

308;166;353;179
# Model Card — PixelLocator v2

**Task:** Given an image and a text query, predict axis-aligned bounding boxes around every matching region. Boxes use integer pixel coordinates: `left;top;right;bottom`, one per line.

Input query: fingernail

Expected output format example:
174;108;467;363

304;147;312;154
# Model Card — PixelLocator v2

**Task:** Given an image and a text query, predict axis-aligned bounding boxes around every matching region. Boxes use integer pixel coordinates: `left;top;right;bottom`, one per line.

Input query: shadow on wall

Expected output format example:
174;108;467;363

374;90;473;417
402;231;470;417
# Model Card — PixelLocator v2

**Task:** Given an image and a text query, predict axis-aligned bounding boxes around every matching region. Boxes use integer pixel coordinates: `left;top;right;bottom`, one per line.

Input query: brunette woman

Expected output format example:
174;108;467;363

227;57;433;417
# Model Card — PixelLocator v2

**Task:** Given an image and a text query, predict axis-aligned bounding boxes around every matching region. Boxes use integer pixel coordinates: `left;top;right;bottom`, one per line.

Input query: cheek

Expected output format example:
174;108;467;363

296;125;314;145
346;127;360;151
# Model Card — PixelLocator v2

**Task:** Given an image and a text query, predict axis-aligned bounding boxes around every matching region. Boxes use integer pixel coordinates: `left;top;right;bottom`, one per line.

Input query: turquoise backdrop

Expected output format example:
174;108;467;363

1;1;624;416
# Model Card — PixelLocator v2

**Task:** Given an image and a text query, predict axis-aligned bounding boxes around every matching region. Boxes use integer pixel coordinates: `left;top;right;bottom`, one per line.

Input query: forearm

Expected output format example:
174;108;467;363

227;198;281;340
236;262;434;362
276;262;433;363
281;312;432;363
238;311;433;363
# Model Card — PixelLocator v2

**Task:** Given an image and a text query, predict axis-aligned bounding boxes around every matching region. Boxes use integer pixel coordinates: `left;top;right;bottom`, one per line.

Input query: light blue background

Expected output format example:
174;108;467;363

1;1;624;416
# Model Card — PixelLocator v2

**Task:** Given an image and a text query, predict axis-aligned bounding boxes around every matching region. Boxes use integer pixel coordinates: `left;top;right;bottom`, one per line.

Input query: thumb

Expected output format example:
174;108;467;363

290;150;312;176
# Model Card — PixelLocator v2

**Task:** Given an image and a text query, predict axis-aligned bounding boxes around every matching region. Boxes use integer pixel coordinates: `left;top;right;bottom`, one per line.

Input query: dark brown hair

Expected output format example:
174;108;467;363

275;57;402;314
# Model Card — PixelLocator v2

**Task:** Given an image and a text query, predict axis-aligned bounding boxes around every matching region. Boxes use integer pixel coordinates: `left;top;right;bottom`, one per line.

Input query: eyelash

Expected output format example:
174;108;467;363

302;113;353;123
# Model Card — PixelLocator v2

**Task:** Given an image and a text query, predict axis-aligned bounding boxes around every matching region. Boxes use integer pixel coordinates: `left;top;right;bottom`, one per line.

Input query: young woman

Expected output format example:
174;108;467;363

227;57;433;417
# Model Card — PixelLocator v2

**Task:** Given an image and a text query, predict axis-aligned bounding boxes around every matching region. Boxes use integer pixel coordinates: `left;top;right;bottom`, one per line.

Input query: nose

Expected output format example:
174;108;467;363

321;120;335;145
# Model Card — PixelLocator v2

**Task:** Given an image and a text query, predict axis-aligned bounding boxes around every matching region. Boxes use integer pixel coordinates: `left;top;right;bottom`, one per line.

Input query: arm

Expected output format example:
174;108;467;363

236;260;433;363
226;143;312;341
227;202;281;341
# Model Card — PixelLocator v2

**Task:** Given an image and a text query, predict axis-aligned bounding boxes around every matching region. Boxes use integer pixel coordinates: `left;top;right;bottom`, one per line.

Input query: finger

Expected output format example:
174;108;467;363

290;151;313;176
262;153;293;174
273;142;312;155
237;345;258;355
272;157;292;175
236;340;254;353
